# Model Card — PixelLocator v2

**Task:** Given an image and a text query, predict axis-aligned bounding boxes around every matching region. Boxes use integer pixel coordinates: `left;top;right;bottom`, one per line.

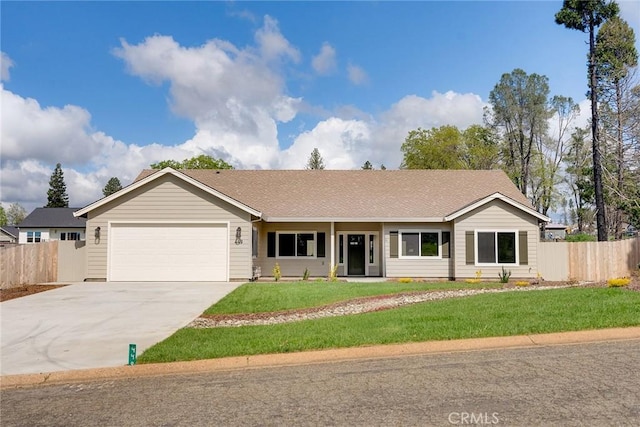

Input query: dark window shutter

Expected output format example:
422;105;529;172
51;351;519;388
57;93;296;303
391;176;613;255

267;232;276;258
442;231;451;259
465;231;475;265
519;231;528;265
317;232;326;257
389;232;398;258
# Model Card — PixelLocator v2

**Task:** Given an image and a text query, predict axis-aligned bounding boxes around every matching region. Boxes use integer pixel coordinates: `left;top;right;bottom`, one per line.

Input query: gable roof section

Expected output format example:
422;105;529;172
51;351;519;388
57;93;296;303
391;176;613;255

133;169;547;222
19;208;87;228
444;193;549;222
74;168;261;218
1;226;18;238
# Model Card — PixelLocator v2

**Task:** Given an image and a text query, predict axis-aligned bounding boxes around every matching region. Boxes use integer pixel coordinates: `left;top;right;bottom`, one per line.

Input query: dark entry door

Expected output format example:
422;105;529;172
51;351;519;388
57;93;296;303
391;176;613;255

347;234;366;275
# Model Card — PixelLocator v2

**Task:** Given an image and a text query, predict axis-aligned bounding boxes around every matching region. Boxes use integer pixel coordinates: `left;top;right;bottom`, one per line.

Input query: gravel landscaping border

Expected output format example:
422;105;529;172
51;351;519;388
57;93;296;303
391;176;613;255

189;283;583;328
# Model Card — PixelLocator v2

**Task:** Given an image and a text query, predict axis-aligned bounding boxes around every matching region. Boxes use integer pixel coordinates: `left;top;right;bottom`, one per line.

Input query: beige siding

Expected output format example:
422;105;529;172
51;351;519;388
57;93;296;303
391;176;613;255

86;175;252;280
255;222;331;277
383;223;453;278
453;200;540;279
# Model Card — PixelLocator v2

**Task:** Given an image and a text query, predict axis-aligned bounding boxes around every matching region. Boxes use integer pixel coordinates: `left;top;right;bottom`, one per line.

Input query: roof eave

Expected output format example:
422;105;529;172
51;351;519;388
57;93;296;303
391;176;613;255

261;216;446;223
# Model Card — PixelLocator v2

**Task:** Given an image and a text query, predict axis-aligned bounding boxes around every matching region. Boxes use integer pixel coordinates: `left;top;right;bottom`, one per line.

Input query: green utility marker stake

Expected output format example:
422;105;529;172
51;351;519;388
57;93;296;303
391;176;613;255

128;344;137;365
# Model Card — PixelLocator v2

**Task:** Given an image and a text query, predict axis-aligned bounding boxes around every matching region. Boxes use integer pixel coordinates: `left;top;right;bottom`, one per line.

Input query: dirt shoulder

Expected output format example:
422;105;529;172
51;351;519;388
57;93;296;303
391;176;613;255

0;285;66;302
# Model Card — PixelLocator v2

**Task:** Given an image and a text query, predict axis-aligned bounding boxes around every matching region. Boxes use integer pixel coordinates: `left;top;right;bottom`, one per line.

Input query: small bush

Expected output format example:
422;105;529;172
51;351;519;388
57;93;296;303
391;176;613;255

272;263;281;282
515;281;530;287
328;264;338;282
566;233;596;242
302;268;310;281
607;277;630;287
398;278;413;283
498;266;512;283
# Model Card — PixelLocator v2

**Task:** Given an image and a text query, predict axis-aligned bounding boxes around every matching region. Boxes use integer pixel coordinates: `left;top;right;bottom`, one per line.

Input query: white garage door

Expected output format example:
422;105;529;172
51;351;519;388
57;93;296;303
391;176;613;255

109;223;228;281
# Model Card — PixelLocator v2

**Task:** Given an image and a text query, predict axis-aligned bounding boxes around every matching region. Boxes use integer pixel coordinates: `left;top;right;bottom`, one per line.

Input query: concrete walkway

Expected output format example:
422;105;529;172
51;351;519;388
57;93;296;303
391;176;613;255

0;282;241;375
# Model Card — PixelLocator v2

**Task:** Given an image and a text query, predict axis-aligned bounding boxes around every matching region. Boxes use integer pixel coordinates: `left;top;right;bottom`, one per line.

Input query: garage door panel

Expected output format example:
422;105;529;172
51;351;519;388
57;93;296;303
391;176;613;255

109;224;228;281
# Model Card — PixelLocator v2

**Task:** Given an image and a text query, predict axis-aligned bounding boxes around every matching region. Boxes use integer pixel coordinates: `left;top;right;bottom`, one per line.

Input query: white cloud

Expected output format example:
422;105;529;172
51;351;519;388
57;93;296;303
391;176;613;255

1;88;104;165
1;52;14;81
312;43;337;75
347;63;368;86
280;118;371;169
112;15;302;169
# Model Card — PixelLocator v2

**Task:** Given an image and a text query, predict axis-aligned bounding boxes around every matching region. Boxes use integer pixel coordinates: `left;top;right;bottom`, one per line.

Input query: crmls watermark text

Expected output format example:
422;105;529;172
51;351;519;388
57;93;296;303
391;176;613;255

448;412;500;425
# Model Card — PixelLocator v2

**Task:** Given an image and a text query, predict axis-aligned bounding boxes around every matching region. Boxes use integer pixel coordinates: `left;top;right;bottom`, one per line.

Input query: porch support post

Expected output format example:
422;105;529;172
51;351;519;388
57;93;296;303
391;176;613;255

330;221;335;273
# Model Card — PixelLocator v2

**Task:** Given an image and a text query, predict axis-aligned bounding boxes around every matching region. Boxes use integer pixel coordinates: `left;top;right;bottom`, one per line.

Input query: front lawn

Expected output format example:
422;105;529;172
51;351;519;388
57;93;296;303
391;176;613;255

205;280;501;314
139;287;640;363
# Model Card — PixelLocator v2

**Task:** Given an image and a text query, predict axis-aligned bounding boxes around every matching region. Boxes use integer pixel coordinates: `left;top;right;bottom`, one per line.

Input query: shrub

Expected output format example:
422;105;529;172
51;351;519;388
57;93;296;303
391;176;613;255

272;263;281;282
498;266;512;283
398;278;413;283
607;277;630;287
515;281;530;287
328;264;338;282
565;233;596;242
302;268;310;281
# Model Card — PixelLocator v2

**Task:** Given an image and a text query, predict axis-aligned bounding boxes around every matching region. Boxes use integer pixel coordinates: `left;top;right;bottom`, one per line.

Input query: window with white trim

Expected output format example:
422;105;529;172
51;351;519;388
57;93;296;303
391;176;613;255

27;231;42;243
399;231;440;258
277;232;316;257
476;231;516;264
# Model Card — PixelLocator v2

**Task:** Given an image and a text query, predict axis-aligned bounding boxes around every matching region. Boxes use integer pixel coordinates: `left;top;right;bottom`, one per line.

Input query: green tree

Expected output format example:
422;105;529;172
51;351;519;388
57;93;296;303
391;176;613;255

401;126;464;169
380;164;387;170
306;148;325;170
555;0;619;241
487;68;552;196
460;125;501;170
102;177;123;197
150;154;233;170
0;204;7;226
530;96;580;216
46;163;69;208
361;160;373;170
7;203;27;225
595;16;638;238
565;127;595;232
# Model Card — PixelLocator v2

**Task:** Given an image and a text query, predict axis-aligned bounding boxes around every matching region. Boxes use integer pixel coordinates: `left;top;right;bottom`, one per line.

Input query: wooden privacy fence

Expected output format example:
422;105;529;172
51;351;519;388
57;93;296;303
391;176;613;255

538;237;640;281
0;241;86;289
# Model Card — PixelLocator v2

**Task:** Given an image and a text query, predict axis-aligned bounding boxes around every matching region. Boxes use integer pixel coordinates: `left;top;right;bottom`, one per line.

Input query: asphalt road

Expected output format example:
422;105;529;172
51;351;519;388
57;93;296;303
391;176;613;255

2;340;639;426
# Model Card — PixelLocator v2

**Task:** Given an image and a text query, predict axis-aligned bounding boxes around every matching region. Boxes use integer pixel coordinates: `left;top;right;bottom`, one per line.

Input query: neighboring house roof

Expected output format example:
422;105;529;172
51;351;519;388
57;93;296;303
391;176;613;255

76;168;548;223
19;208;87;228
546;223;568;230
1;226;19;240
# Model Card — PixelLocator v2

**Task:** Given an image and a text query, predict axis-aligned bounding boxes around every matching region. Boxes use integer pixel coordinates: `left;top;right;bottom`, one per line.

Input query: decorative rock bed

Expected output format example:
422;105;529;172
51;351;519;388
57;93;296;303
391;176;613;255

189;284;580;328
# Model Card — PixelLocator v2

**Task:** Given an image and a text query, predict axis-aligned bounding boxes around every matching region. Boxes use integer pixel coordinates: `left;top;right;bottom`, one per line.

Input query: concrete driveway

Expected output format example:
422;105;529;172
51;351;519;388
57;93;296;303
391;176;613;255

1;282;242;375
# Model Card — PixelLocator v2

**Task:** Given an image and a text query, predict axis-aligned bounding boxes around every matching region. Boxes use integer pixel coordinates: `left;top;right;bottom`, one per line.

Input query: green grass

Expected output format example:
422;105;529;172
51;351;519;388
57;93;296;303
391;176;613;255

139;287;640;363
205;281;501;314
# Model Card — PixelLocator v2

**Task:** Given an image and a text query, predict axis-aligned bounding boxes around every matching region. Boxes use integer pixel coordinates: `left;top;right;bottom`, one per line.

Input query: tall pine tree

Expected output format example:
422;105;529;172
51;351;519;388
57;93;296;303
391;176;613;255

46;163;69;207
306;148;325;170
102;177;123;197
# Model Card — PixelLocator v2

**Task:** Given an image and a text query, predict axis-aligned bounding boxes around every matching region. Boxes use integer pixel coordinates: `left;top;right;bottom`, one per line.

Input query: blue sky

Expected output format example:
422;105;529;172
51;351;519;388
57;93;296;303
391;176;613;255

1;1;639;213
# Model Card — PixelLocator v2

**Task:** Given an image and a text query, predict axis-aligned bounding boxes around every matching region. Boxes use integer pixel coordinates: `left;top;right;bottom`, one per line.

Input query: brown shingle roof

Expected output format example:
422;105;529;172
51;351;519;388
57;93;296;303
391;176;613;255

136;169;535;221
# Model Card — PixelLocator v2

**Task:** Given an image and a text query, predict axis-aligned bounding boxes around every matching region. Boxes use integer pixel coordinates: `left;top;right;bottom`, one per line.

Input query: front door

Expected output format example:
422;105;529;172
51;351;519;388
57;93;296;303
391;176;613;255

347;234;366;275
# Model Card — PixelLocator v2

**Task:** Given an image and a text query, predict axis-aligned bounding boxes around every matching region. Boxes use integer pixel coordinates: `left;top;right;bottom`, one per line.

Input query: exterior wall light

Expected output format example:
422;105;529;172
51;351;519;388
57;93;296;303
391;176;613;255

235;227;243;245
94;226;101;239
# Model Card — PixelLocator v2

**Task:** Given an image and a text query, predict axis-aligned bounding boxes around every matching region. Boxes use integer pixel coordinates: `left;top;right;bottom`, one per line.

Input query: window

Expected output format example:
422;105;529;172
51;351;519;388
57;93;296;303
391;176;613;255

276;232;316;257
60;233;66;241
338;235;344;263
27;231;42;243
476;231;516;264
67;232;80;241
252;227;258;258
400;231;440;258
369;235;375;264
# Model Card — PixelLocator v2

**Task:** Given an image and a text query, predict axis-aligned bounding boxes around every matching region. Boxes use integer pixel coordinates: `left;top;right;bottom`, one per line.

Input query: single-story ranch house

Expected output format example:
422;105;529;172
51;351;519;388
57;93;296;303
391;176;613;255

74;168;549;282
